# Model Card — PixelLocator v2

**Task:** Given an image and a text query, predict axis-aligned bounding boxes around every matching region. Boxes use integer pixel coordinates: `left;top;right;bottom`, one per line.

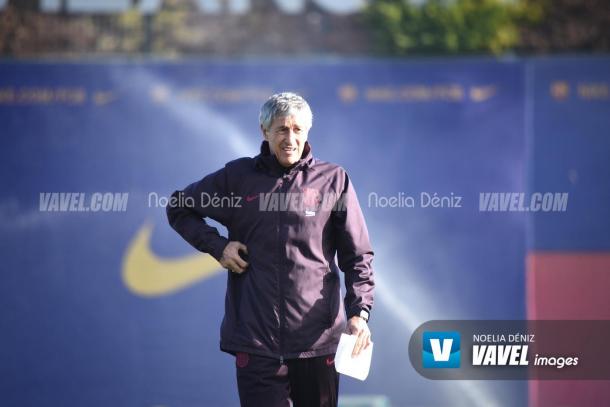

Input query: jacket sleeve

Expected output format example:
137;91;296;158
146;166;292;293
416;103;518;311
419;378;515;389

166;166;233;262
332;171;375;320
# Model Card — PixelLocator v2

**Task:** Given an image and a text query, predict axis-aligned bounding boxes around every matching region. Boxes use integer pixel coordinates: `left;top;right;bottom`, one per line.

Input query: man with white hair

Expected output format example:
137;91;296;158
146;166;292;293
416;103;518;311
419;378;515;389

167;92;375;407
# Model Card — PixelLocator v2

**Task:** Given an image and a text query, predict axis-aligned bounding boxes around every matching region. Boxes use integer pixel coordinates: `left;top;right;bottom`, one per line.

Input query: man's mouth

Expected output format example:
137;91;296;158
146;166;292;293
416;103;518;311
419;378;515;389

282;146;297;153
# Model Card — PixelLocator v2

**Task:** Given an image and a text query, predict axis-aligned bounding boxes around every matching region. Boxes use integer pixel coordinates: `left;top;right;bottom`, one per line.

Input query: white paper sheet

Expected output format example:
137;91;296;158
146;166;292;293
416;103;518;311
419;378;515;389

334;333;373;381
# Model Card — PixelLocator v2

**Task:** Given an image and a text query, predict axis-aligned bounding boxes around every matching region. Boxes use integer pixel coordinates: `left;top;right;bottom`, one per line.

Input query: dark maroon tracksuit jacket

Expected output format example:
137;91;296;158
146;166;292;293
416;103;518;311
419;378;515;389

167;141;374;361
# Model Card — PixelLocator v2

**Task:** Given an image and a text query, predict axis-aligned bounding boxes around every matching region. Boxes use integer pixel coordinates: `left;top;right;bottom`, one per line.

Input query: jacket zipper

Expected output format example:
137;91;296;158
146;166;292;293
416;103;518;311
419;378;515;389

277;173;289;365
278;209;284;365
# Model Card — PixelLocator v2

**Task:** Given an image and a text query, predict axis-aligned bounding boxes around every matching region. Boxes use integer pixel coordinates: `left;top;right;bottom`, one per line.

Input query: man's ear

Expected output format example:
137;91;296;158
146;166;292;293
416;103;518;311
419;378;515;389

260;124;268;140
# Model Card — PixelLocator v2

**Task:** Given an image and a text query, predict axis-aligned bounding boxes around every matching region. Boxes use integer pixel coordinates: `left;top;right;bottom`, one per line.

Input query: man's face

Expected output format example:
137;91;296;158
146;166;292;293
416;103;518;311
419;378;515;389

262;111;311;167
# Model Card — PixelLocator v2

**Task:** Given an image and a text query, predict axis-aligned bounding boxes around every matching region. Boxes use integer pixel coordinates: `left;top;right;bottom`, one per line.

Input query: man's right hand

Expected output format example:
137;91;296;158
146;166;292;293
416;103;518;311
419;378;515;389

219;241;249;274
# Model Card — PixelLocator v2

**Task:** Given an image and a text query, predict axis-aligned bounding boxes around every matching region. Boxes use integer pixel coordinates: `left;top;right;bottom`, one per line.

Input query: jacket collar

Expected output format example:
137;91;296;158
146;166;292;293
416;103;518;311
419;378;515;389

255;140;314;175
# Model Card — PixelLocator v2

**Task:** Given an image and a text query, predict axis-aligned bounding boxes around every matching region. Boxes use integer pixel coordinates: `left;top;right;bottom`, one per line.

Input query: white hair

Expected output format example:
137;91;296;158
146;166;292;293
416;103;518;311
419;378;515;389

259;92;313;131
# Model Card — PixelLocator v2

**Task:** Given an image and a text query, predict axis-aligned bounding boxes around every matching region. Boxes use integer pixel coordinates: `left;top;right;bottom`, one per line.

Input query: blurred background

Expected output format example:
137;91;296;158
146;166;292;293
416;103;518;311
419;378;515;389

1;1;609;406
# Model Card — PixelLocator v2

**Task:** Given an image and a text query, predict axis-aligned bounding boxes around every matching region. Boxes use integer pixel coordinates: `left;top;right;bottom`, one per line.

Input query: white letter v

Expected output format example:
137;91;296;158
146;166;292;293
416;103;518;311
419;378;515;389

430;338;453;361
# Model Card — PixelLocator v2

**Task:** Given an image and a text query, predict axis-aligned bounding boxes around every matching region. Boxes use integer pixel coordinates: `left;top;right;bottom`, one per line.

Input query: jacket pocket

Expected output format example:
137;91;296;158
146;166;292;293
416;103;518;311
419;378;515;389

323;268;339;328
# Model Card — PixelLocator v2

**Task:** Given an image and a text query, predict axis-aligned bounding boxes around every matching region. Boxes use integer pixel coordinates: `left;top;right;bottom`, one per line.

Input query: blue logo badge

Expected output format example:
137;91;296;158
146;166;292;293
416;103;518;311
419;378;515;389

422;331;461;368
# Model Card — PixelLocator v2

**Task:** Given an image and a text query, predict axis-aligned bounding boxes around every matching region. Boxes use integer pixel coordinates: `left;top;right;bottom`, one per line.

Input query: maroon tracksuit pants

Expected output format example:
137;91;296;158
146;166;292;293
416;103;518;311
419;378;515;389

235;352;339;407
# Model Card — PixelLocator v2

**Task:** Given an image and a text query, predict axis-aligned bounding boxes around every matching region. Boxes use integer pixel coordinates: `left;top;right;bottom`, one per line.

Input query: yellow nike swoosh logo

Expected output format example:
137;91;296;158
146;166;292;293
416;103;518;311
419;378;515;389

122;222;222;297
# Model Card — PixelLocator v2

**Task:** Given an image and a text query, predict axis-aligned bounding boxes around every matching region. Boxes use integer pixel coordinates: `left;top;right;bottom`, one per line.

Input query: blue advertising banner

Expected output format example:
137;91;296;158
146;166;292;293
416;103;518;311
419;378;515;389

1;57;608;407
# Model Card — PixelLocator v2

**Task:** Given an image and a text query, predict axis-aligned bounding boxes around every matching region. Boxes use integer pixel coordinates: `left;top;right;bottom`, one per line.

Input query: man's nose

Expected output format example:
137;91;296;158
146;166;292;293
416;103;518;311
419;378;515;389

286;129;297;144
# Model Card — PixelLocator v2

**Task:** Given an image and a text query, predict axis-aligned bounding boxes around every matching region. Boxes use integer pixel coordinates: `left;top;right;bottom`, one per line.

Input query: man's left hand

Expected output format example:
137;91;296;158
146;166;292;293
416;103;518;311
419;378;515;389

345;315;371;358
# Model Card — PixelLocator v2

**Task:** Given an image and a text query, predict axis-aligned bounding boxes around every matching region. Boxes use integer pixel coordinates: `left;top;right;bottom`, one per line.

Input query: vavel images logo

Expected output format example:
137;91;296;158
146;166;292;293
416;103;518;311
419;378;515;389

423;331;461;368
